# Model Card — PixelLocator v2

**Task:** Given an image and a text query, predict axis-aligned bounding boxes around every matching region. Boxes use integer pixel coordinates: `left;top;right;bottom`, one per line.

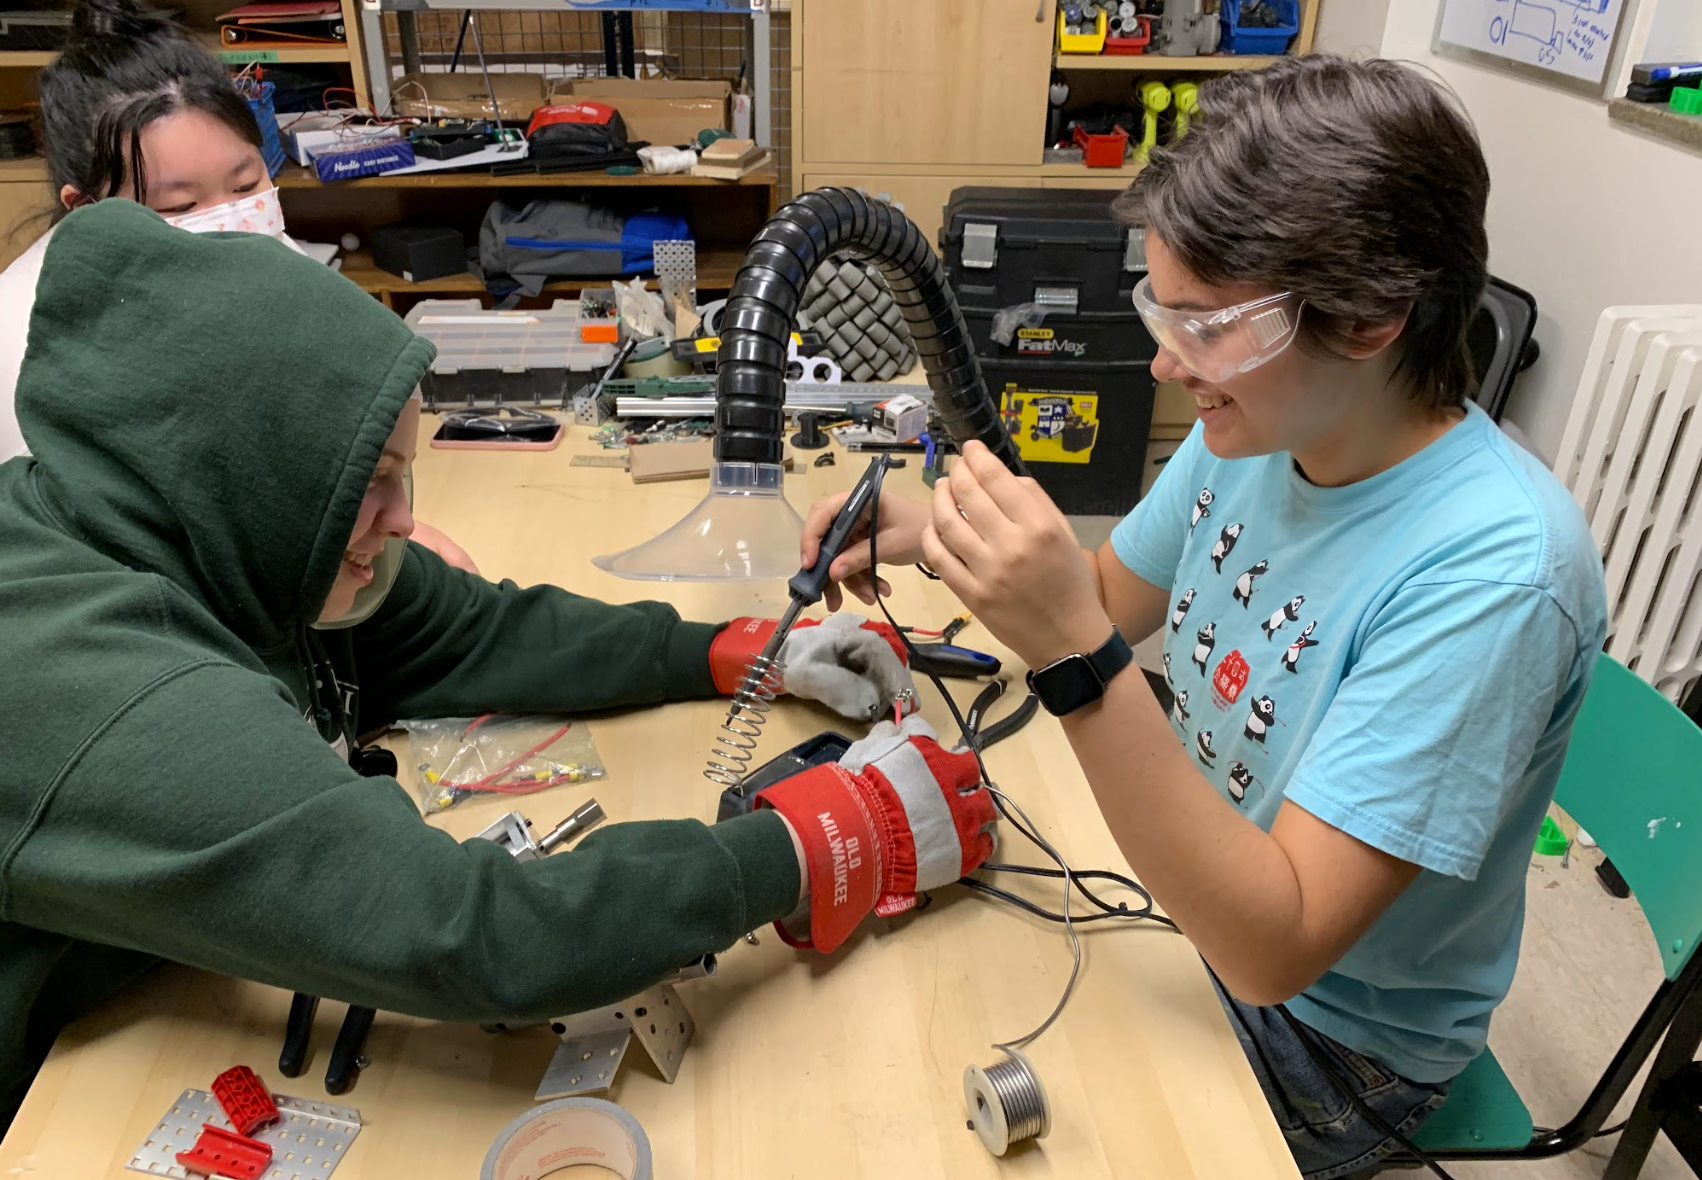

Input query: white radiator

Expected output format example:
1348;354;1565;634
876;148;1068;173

1554;305;1702;701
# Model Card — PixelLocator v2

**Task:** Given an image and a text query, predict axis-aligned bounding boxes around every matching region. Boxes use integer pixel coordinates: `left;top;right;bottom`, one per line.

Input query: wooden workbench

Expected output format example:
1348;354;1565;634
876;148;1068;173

0;420;1298;1180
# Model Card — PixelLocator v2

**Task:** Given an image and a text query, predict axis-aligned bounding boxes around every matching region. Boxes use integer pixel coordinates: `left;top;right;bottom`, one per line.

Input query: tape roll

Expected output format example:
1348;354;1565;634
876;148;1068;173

481;1097;653;1180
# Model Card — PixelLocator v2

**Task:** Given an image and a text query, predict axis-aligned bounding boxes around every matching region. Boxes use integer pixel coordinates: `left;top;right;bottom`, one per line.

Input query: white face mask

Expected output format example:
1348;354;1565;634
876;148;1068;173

165;189;288;242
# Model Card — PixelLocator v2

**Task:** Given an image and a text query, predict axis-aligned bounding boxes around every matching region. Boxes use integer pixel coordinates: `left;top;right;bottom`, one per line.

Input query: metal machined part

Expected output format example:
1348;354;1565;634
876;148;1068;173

536;983;698;1101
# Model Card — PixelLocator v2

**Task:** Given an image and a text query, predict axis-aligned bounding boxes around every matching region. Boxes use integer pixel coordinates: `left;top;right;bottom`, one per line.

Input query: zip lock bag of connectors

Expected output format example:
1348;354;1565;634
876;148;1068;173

403;714;607;815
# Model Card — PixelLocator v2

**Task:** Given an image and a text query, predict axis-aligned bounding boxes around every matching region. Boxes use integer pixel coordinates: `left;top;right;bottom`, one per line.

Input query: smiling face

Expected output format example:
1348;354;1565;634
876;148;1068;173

319;400;420;623
1146;233;1368;463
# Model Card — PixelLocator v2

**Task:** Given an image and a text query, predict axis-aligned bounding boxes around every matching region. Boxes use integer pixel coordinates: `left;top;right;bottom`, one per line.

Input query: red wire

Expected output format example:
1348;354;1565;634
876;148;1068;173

433;719;574;797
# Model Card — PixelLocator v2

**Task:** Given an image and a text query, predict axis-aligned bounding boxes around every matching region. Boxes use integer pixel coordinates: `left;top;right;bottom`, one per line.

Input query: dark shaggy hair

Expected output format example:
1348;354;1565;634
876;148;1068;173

1113;55;1490;410
40;0;263;217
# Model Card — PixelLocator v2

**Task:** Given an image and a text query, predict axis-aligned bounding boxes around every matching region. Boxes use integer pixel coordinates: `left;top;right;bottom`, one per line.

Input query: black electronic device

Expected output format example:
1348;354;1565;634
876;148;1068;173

715;731;852;822
372;222;467;283
940;187;1157;516
410;129;488;160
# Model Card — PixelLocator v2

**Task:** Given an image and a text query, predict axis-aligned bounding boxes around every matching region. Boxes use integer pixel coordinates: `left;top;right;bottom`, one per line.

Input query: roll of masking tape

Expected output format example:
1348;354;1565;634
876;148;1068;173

480;1098;653;1180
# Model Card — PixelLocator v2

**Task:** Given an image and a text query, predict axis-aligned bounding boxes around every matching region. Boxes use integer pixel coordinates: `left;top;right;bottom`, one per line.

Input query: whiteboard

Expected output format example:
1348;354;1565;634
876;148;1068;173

1434;0;1631;92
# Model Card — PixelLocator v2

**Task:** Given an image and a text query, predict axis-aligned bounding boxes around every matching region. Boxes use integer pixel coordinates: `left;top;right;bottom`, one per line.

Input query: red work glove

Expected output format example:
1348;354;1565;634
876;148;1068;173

755;715;997;952
709;615;915;721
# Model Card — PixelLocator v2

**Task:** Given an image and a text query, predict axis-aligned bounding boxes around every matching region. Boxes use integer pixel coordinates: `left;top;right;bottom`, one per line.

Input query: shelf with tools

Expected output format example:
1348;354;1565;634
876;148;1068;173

273;164;780;191
336;244;747;307
196;32;354;66
1053;53;1285;70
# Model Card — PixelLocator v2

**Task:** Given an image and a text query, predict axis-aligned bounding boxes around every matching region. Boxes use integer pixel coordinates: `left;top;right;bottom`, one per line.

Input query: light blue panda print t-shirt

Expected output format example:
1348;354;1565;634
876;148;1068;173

1111;402;1606;1084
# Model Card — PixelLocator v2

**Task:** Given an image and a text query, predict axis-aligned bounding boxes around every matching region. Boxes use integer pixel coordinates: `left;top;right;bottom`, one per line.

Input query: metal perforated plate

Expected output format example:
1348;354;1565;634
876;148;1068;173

535;1028;633;1100
128;1089;362;1180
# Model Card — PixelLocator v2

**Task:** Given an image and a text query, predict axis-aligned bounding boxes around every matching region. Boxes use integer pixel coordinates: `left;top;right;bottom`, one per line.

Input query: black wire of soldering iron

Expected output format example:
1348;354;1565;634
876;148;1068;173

860;458;1174;934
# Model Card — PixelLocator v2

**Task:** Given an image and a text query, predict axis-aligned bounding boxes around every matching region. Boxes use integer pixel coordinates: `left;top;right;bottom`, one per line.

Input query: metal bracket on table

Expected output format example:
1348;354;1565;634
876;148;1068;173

535;958;715;1101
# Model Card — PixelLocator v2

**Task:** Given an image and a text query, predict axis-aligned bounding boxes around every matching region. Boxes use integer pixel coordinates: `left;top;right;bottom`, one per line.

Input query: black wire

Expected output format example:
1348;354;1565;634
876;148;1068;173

450;12;471;72
1594;1119;1629;1138
961;878;1163;925
861;458;1175;934
1271;1004;1457;1180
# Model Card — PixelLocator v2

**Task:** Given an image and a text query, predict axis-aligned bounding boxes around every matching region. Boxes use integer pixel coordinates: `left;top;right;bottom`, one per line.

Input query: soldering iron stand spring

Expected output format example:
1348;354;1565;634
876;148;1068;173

963;1048;1052;1157
704;653;784;788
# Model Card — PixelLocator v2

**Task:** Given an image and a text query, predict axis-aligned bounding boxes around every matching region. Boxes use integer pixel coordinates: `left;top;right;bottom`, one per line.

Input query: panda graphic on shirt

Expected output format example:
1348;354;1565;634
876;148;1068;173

1191;488;1214;530
1154;489;1332;814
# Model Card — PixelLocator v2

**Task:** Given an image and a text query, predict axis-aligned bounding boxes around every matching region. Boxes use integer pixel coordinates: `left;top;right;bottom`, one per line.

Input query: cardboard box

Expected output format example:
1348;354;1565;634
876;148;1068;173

557;78;730;147
391;72;548;123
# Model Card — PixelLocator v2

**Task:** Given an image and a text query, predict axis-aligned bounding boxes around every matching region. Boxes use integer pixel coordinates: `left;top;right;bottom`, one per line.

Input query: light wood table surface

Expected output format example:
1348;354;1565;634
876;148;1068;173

0;416;1299;1180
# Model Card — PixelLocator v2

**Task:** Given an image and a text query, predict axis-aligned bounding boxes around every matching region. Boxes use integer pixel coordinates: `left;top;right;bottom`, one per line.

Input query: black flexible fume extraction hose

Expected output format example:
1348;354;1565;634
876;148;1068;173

714;187;1027;474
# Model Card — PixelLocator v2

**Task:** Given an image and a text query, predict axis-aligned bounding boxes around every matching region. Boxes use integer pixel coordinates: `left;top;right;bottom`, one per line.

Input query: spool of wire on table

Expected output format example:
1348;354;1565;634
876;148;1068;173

963;1047;1052;1156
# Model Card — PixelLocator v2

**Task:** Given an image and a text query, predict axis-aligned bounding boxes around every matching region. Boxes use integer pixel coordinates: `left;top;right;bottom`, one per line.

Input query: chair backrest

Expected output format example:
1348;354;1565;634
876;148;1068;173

1553;655;1702;980
1467;276;1539;423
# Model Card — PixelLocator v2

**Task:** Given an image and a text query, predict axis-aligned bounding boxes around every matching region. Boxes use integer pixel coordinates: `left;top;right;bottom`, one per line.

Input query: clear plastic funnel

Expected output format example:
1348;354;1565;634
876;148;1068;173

593;461;805;582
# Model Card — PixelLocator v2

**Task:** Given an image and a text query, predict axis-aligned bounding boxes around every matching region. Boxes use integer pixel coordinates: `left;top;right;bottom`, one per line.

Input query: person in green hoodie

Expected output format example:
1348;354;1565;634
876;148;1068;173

0;199;998;1129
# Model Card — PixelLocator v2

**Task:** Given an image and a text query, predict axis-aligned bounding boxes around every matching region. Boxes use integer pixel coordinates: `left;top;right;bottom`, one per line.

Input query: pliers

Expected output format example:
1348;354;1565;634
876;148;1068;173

959;678;1040;753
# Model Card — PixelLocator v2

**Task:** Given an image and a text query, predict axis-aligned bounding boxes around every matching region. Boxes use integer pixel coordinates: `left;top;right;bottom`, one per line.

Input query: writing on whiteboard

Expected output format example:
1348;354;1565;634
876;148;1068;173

1438;0;1626;84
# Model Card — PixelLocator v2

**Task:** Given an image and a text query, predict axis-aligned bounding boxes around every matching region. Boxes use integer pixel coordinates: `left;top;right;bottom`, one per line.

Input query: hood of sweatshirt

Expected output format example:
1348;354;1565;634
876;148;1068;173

14;199;434;651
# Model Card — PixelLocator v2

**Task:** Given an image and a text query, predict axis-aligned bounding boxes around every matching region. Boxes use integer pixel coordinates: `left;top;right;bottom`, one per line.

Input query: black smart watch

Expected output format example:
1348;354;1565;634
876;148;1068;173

1025;627;1135;717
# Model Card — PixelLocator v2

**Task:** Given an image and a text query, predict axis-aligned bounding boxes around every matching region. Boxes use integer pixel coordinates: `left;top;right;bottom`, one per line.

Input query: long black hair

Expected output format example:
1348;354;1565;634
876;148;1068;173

39;0;263;216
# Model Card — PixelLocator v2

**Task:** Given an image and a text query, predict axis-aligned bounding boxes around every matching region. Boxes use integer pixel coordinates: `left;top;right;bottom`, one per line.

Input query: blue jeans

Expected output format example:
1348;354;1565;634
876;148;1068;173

1214;979;1452;1180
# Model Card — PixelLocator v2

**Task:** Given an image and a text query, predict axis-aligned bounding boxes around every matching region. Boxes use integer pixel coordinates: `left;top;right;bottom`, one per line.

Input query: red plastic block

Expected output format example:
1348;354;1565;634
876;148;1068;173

211;1065;280;1136
175;1124;273;1180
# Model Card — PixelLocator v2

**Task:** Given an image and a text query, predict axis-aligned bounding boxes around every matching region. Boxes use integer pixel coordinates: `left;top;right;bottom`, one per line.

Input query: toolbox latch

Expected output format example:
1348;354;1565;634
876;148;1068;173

1034;285;1080;316
962;223;999;269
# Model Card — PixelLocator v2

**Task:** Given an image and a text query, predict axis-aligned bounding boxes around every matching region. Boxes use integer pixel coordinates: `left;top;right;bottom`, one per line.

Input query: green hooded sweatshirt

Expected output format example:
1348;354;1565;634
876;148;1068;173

0;200;799;1127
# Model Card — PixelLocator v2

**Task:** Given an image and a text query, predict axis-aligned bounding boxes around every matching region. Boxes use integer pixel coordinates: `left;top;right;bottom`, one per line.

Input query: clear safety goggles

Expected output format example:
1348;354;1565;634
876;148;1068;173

1131;275;1303;383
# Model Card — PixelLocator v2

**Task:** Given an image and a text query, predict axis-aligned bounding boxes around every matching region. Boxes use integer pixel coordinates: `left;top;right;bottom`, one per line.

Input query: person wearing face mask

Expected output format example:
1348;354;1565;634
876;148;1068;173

0;199;999;1133
0;0;478;573
801;58;1608;1180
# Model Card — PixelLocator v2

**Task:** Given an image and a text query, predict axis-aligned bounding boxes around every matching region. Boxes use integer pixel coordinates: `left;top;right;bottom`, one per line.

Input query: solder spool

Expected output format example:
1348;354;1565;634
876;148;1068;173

964;1048;1052;1156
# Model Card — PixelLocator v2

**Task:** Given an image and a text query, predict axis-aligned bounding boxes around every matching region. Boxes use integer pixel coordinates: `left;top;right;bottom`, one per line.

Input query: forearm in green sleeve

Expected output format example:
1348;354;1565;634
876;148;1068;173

350;543;726;725
6;666;798;1022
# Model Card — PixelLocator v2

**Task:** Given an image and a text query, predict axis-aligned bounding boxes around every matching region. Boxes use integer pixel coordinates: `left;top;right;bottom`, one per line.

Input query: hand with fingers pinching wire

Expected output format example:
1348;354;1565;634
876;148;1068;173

754;714;997;952
924;441;1113;671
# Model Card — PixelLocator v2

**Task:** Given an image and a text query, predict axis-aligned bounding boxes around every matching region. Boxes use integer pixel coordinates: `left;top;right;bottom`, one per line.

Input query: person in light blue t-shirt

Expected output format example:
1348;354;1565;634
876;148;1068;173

801;56;1607;1180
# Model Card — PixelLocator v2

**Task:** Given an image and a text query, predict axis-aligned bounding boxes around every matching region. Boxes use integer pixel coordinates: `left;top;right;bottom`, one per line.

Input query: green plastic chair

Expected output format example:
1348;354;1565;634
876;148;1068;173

1401;655;1702;1178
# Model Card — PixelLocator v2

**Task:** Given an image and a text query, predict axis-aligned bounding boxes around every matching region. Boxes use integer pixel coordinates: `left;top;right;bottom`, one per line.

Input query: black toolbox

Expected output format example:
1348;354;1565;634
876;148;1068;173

941;187;1156;516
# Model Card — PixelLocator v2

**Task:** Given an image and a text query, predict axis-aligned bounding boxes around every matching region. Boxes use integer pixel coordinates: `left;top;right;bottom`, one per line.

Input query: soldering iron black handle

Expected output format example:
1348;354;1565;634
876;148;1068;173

715;187;1025;475
788;455;886;605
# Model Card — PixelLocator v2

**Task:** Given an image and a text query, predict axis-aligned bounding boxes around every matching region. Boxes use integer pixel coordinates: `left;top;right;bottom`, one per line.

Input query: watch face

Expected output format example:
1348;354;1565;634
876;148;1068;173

1033;653;1102;716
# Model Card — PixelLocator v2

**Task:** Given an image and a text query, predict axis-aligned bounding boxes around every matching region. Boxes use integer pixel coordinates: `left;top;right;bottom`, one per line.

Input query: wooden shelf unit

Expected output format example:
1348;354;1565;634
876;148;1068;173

195;32;353;66
338;245;748;308
1053;53;1285;71
273;164;780;191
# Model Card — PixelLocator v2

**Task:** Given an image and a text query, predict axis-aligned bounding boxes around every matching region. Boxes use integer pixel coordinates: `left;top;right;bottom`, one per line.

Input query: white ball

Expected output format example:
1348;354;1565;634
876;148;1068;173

340;232;360;252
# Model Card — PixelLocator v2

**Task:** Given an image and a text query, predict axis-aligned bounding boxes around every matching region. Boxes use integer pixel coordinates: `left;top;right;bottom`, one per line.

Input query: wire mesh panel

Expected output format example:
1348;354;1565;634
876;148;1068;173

381;11;752;81
769;8;790;199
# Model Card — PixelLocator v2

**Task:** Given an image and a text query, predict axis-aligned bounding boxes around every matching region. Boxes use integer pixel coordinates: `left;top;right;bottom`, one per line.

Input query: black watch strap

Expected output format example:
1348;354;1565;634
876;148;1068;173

1026;626;1135;717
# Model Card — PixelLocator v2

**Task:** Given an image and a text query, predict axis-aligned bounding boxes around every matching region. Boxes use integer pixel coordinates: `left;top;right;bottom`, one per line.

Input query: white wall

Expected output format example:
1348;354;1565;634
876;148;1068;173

1381;0;1702;462
1642;0;1702;62
1312;0;1391;57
